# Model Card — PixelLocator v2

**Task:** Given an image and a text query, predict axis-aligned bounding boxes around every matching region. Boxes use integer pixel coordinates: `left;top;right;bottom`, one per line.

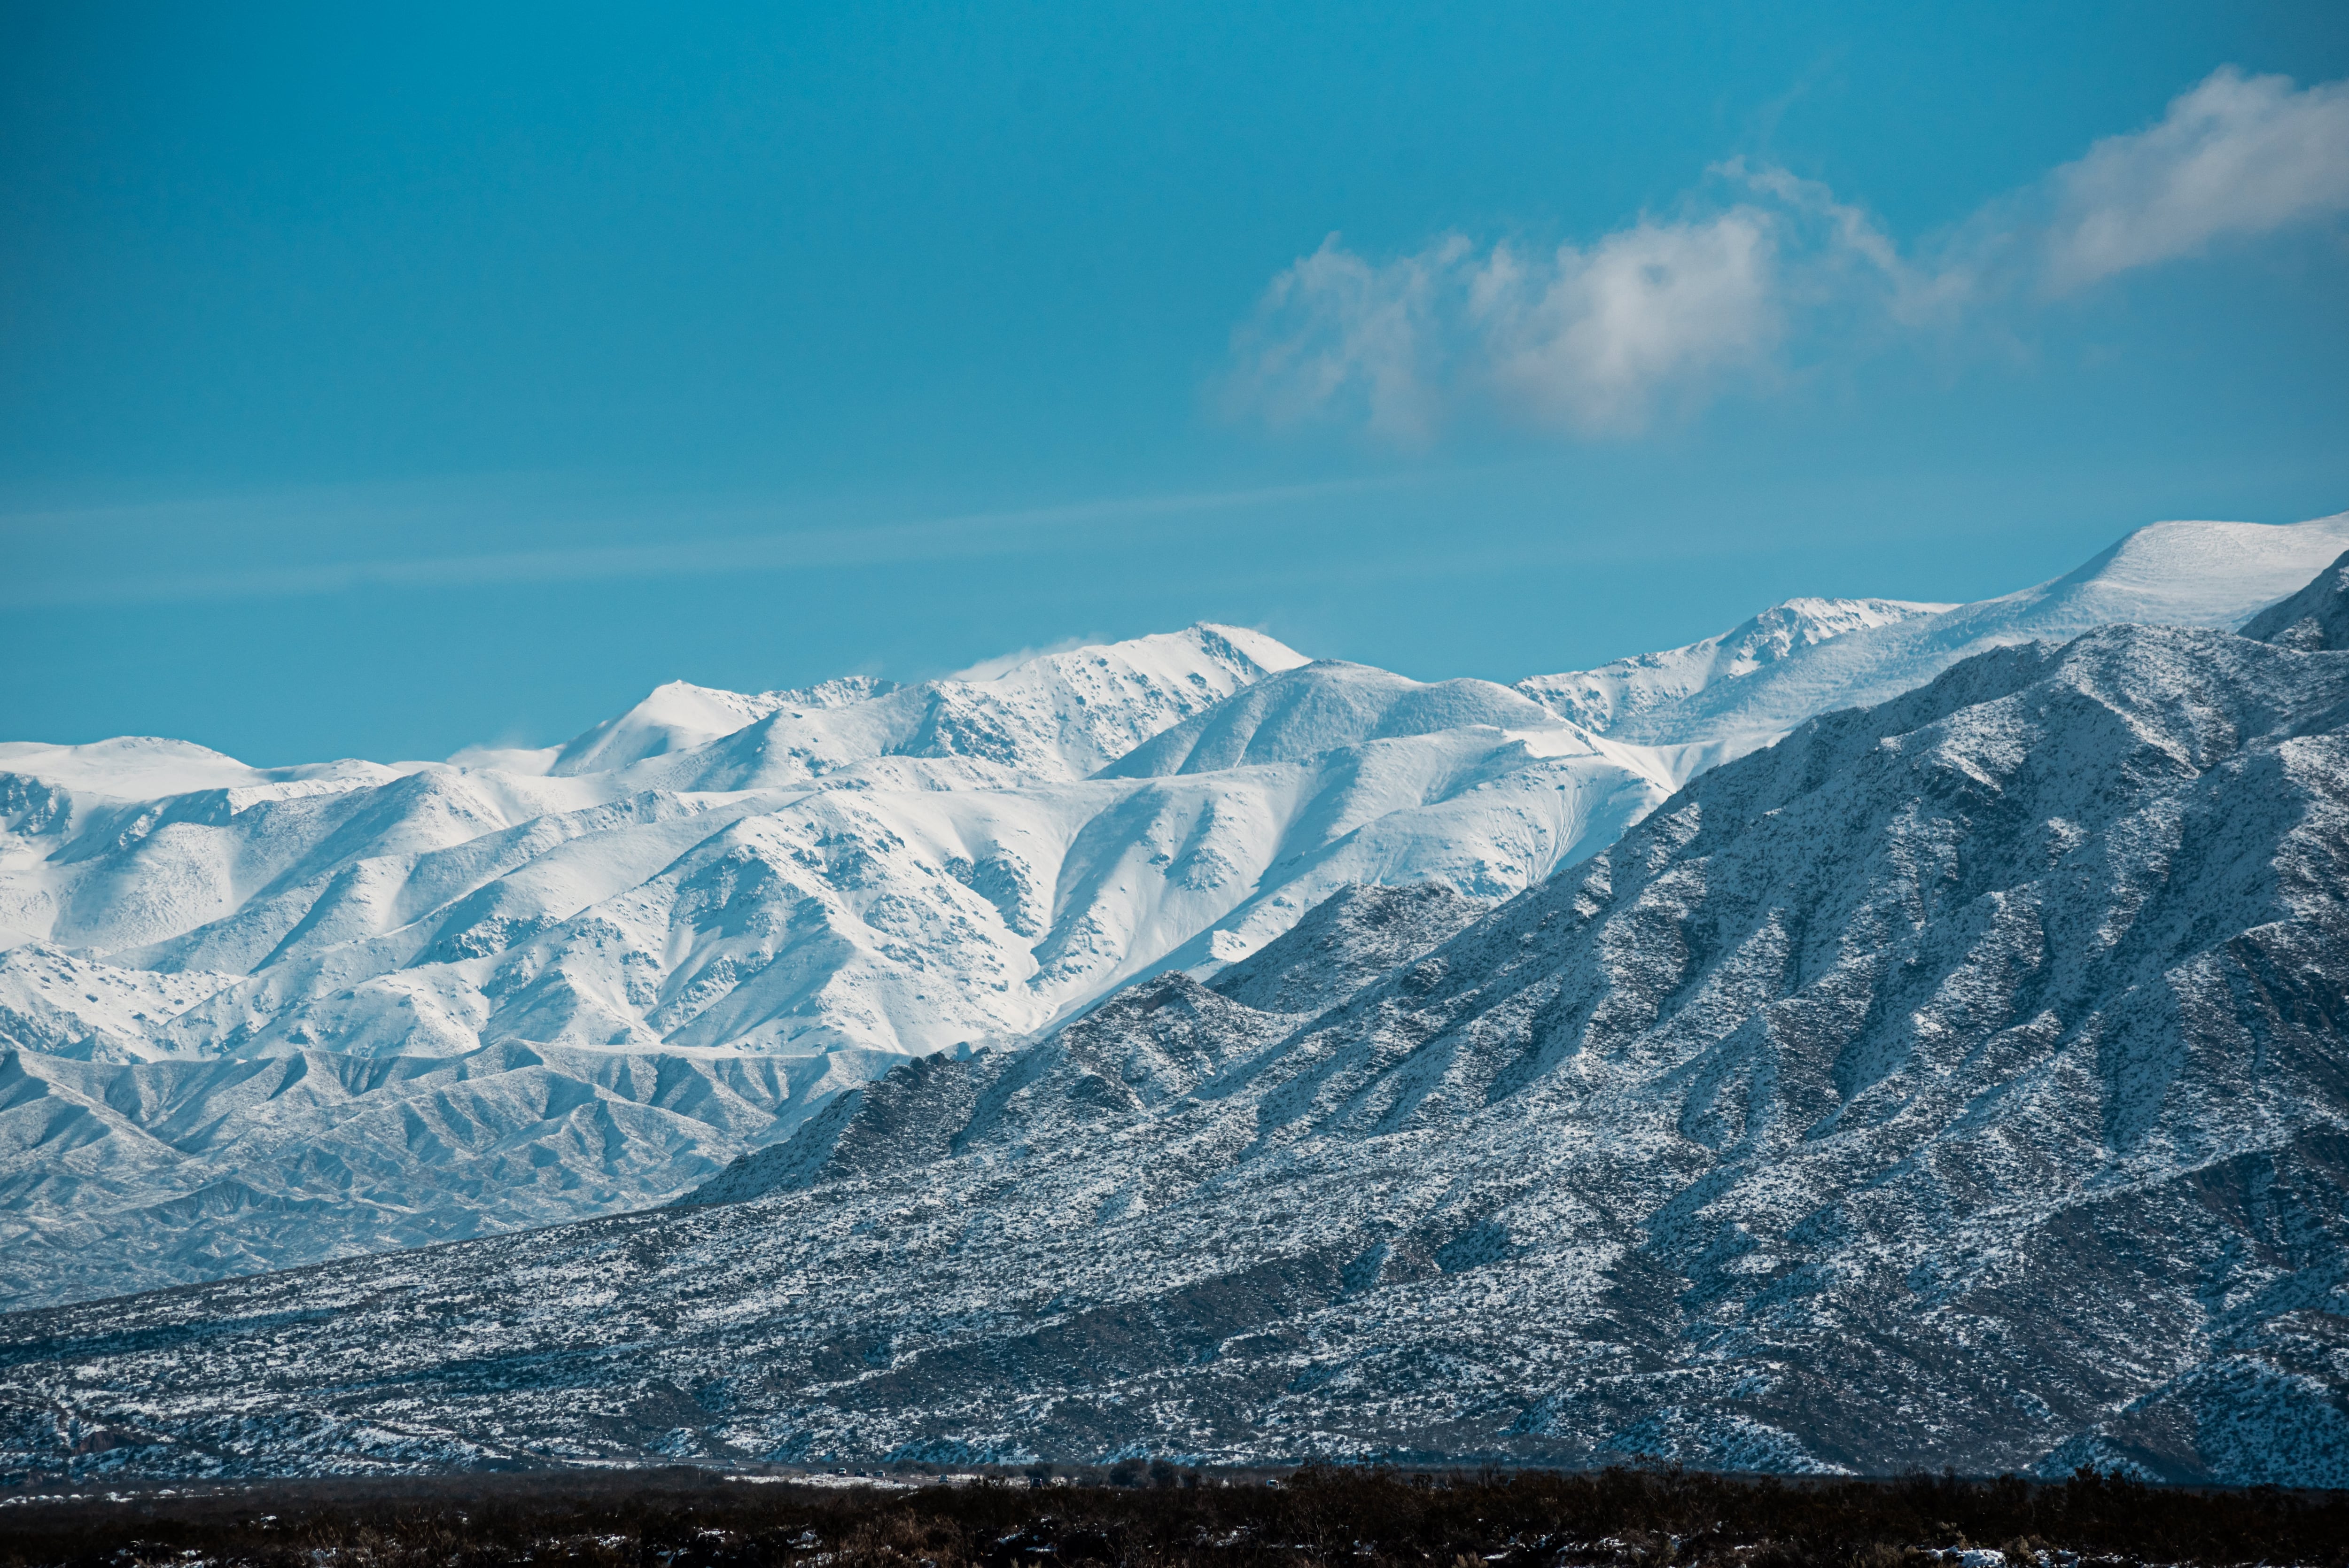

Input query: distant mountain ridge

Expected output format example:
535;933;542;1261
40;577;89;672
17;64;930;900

0;513;2344;1311
587;623;1311;791
8;544;2345;1483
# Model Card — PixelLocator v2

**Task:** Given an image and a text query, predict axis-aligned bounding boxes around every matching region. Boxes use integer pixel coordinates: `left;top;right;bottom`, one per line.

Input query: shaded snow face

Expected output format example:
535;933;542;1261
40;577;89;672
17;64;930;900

0;522;2343;1313
4;597;2346;1487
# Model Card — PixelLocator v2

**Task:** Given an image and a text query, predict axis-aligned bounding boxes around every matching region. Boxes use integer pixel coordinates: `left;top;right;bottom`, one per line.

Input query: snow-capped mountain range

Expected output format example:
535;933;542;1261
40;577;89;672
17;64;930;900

1;513;2345;1313
5;526;2346;1486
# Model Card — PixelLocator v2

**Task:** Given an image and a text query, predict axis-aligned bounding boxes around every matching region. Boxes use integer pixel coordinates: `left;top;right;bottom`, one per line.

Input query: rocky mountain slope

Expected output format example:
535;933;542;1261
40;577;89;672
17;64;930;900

3;551;2344;1485
0;516;2342;1312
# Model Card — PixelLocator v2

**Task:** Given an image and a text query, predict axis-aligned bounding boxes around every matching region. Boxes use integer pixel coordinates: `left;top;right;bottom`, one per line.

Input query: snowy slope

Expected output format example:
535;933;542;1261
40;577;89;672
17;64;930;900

0;721;1670;1301
0;737;401;801
9;561;2345;1483
0;517;2341;1311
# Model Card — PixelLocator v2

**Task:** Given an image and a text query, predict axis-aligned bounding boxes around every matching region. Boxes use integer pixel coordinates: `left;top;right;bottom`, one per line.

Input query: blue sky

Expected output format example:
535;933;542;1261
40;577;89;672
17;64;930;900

4;1;2346;764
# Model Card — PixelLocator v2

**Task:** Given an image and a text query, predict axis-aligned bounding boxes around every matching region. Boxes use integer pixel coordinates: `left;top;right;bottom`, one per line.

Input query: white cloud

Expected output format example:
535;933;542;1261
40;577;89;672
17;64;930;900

1226;65;2348;445
1223;234;1469;445
2040;67;2349;292
1467;209;1781;435
1226;169;1909;442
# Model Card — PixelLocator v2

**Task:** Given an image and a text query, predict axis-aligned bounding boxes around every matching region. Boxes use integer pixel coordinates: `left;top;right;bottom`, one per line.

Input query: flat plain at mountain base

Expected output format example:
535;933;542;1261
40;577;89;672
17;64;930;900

1;1467;2344;1568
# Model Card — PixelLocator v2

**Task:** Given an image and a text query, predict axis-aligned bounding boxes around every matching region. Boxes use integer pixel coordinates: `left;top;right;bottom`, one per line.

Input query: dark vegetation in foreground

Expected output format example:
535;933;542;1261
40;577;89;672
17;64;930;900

2;1465;2343;1568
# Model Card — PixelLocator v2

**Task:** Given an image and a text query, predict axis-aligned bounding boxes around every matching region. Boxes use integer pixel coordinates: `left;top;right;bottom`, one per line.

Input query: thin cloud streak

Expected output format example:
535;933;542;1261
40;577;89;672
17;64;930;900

1;476;1396;610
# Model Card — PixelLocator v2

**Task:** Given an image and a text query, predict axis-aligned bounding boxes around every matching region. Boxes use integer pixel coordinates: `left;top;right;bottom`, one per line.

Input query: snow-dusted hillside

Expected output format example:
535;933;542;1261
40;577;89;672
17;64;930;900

0;626;1673;1304
0;518;2341;1310
8;551;2344;1484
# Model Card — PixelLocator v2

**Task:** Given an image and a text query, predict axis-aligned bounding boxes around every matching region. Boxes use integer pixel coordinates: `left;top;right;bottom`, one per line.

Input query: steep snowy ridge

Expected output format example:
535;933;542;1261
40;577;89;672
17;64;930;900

8;564;2345;1483
1518;511;2349;747
1513;596;1951;736
548;675;899;777
0;517;2342;1314
686;881;1491;1209
1202;881;1490;1016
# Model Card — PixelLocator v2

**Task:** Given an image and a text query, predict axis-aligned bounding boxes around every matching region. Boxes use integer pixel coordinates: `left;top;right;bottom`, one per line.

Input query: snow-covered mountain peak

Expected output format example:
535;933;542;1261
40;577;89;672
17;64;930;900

927;622;1308;757
589;622;1312;793
1716;595;1957;672
2054;511;2349;625
901;621;1313;774
980;621;1308;688
546;623;1310;791
0;737;396;800
546;675;904;778
776;674;902;710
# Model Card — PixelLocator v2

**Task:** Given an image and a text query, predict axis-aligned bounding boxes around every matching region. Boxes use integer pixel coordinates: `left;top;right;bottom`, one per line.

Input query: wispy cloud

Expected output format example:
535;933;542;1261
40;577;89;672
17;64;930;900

2036;67;2349;292
1227;167;1911;441
1227;66;2349;445
1226;235;1470;445
1468;206;1782;436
